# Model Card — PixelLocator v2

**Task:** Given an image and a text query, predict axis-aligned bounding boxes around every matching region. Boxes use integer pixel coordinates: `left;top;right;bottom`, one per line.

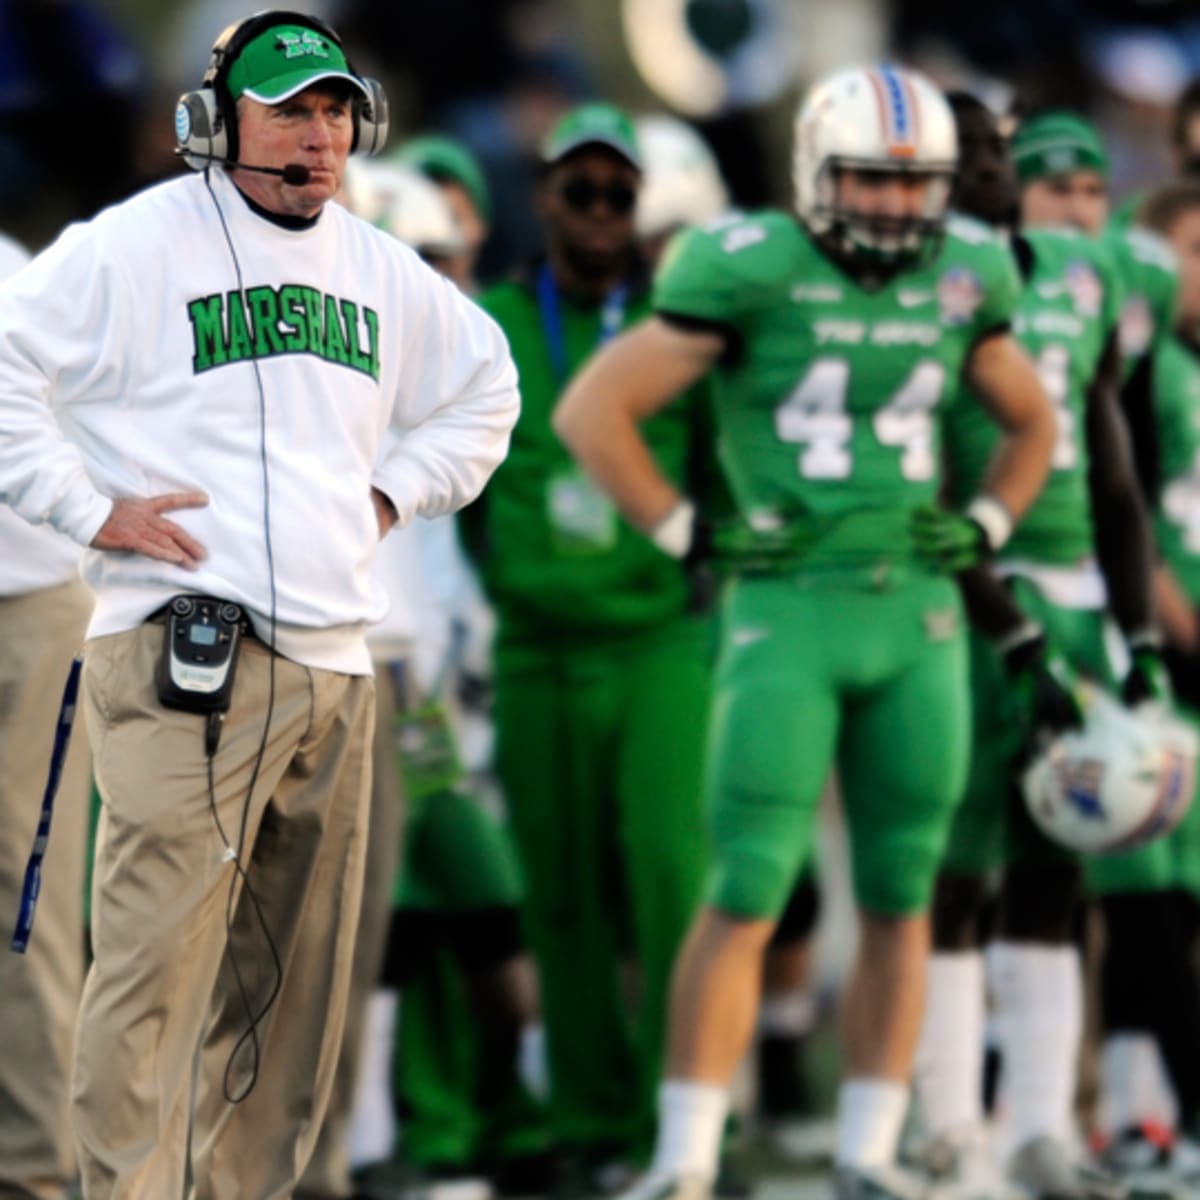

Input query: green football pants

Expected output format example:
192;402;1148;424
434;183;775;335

493;616;713;1156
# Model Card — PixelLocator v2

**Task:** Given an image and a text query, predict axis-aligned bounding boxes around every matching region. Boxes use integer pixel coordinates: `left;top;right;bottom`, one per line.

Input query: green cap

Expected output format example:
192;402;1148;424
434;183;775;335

226;23;368;105
394;136;492;220
541;102;642;171
1012;111;1108;183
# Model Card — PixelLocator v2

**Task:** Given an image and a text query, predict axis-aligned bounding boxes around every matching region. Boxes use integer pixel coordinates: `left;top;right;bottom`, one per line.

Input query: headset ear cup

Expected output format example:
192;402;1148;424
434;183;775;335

176;88;227;171
354;78;389;157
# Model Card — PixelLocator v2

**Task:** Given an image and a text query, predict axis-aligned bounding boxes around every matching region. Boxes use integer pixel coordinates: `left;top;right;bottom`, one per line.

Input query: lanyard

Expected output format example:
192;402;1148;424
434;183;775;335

11;657;82;954
537;262;629;385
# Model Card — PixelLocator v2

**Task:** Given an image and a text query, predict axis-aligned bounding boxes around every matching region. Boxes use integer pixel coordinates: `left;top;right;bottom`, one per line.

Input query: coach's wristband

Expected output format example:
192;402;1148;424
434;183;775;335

966;495;1014;554
649;499;696;560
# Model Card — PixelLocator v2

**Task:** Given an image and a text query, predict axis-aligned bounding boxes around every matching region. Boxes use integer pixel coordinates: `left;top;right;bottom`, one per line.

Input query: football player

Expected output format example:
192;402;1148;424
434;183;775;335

915;100;1163;1200
555;65;1056;1200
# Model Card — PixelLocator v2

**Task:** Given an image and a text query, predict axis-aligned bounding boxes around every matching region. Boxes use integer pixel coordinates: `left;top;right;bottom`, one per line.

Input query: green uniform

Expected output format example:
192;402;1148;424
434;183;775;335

1106;224;1179;381
1093;334;1200;897
474;266;713;1156
942;228;1124;873
394;782;544;1169
385;688;547;1169
652;211;1019;918
1086;233;1186;894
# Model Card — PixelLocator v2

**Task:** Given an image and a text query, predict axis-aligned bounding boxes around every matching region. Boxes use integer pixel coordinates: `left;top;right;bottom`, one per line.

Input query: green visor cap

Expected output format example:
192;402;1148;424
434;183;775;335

542;102;642;171
226;24;369;105
1012;112;1108;182
395;136;492;220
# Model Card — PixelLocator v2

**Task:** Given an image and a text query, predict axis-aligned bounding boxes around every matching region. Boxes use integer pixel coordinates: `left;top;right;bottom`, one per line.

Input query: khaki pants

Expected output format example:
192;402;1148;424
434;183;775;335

73;623;374;1200
299;665;405;1198
0;579;92;1200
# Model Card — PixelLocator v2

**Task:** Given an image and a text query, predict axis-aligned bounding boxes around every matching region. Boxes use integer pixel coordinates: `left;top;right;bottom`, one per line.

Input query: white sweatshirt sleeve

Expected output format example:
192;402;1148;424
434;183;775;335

0;223;120;545
371;265;519;526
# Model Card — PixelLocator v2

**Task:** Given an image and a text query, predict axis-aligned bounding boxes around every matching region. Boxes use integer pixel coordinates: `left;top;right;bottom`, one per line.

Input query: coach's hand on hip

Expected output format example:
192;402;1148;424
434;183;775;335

90;492;209;569
371;486;398;537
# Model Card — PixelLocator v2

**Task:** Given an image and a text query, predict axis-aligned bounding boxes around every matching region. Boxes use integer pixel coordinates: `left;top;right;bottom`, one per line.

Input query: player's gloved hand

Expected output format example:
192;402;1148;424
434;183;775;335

1121;631;1172;708
1001;624;1084;749
910;503;990;574
1164;644;1200;711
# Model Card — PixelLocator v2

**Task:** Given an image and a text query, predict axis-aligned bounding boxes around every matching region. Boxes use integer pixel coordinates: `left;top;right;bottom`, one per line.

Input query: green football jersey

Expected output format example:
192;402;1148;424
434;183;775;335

1153;334;1200;599
1105;224;1178;379
652;210;1018;575
944;227;1123;565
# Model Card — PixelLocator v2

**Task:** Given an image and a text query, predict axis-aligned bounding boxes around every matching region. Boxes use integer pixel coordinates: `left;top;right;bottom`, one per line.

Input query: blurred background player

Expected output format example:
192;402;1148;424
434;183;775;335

633;113;731;264
916;100;1167;1200
985;109;1200;1190
465;101;720;1192
0;231;93;1200
556;63;1056;1200
1089;180;1200;1188
394;135;493;292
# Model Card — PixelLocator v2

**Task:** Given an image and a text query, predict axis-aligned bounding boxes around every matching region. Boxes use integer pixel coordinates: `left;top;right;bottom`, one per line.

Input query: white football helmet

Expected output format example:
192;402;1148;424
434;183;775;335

342;159;466;260
793;64;957;263
1022;685;1198;855
634;113;731;239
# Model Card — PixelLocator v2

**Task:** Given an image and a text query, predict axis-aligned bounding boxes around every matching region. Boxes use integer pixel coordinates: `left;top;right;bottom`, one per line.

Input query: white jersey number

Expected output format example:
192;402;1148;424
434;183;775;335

775;358;945;481
1035;344;1078;471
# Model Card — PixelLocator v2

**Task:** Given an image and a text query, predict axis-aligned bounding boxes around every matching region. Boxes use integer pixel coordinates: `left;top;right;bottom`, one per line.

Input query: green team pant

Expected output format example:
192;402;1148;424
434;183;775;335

942;578;1113;875
395;786;546;1167
706;571;969;919
494;617;713;1156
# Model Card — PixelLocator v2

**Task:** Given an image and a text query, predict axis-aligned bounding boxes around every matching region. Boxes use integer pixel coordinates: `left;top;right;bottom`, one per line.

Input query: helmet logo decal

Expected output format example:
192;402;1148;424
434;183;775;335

1055;757;1106;819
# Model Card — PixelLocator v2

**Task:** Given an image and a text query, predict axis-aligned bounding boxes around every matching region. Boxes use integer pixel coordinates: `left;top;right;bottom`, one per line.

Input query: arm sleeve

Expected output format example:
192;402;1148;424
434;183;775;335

0;223;121;544
371;267;520;528
1086;329;1156;635
967;241;1020;346
957;563;1031;640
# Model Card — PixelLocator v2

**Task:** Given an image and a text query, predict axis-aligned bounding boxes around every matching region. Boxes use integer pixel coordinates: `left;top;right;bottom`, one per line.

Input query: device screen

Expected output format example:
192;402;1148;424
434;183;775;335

190;625;218;646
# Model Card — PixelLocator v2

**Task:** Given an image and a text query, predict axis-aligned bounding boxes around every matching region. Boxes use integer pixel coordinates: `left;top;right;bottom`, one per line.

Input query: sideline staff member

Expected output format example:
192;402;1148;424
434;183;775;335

0;12;519;1200
0;232;93;1200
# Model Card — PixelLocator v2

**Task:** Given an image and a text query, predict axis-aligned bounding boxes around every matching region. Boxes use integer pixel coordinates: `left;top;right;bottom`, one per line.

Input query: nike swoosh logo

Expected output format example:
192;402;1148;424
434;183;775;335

897;290;933;308
731;627;769;647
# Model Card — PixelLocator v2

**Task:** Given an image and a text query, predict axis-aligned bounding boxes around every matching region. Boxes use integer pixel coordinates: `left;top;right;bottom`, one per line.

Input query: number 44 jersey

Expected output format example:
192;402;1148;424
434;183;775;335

652;210;1019;575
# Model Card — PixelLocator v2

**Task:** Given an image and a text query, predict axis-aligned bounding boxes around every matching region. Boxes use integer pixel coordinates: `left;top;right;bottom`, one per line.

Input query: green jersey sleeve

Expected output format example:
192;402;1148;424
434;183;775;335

942;217;1021;346
652;210;801;329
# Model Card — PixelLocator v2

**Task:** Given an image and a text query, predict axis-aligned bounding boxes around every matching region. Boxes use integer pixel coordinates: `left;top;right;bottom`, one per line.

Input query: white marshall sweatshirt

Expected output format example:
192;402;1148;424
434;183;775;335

0;168;519;674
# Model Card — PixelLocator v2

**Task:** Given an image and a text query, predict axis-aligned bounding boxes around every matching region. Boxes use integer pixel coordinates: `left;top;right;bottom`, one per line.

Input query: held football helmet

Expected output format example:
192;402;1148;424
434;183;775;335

793;64;957;267
1022;685;1198;855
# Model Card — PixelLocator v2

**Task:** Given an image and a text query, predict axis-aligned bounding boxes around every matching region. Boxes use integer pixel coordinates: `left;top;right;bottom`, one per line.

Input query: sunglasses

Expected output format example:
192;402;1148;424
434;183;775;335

559;177;637;215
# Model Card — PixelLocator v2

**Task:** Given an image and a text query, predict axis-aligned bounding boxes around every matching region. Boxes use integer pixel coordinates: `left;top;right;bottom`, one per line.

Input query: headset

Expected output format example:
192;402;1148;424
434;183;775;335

175;9;389;173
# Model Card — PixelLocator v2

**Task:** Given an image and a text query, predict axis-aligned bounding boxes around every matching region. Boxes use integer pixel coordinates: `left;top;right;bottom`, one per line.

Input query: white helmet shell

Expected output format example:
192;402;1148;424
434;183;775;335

1022;686;1198;855
793;64;957;254
342;159;466;258
634;113;731;238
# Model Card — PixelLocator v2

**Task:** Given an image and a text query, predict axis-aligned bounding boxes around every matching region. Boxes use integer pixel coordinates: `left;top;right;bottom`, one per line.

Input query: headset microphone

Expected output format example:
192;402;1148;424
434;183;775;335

173;148;310;186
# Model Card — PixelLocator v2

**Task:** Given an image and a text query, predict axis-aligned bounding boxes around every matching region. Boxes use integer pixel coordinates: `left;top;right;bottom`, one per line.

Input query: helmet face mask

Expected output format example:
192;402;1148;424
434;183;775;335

813;159;955;265
794;66;958;272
